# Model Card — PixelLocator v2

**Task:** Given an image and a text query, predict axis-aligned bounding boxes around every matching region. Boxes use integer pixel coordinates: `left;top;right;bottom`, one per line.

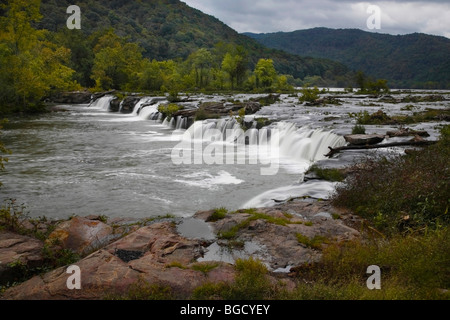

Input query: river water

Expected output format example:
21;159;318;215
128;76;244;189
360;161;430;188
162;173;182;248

0;91;447;219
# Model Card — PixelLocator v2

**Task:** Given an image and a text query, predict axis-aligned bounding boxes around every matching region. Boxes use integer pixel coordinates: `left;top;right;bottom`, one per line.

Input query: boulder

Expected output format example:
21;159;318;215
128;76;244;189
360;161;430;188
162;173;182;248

46;217;114;256
0;231;44;285
344;134;385;146
109;98;121;112
119;96;141;114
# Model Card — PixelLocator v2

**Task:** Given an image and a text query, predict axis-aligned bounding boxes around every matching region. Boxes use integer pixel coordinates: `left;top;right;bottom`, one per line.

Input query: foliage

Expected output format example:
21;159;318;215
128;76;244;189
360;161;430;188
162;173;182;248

296;233;328;250
191;262;219;275
254;59;277;88
157;104;183;121
352;124;366;135
192;257;274;300
208;207;228;222
0;0;78;114
306;165;346;182
0;199;26;233
36;0;352;88
108;278;174;300
332;125;450;234
299;86;320;103
91;30;144;90
289;228;450;299
246;28;450;89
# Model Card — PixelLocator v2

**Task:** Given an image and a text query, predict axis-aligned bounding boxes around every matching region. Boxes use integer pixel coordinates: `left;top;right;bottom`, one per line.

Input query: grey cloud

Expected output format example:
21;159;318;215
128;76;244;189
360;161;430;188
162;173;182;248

182;0;450;37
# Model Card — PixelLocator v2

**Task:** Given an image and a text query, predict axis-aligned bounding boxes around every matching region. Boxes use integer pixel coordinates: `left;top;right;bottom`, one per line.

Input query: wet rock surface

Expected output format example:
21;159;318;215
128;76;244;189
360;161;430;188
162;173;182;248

0;199;361;300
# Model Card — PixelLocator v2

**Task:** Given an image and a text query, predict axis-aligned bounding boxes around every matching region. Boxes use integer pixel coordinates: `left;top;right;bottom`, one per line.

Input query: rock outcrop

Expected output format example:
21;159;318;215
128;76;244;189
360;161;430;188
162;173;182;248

0;231;44;286
1;199;361;300
46;216;116;256
48;91;92;104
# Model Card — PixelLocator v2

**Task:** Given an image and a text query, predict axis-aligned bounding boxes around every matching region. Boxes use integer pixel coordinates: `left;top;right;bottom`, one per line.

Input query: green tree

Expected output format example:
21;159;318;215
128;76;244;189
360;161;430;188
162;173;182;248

254;59;277;88
0;0;77;113
188;48;213;88
91;30;144;90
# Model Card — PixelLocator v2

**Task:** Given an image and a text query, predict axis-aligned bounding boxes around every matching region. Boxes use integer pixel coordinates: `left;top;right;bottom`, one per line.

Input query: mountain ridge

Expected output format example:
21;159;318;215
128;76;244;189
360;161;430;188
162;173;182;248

245;27;450;88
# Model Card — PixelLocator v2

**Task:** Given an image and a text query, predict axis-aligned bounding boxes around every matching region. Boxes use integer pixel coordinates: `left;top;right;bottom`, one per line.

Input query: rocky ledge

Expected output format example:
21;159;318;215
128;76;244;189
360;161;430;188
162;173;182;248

0;199;361;300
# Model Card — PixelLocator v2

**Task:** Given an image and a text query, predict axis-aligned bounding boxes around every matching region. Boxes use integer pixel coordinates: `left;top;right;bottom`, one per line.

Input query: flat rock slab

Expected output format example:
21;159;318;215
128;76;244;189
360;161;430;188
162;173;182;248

2;200;362;300
344;134;386;146
0;231;44;285
2;223;236;300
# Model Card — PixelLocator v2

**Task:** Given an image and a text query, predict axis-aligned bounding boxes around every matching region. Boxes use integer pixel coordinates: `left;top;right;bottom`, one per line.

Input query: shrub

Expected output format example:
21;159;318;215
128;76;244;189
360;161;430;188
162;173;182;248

157;103;183;121
306;165;346;182
299;86;320;103
352;124;366;135
192;257;273;300
332;125;450;234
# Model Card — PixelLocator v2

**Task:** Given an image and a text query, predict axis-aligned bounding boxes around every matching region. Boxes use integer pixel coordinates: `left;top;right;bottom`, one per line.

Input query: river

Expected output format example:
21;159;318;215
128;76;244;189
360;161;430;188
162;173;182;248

0;91;447;219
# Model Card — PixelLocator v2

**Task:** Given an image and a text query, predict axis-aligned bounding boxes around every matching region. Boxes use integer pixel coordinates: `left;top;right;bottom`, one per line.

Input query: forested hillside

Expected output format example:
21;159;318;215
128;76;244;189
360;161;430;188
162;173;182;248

1;0;355;114
37;0;351;86
246;28;450;89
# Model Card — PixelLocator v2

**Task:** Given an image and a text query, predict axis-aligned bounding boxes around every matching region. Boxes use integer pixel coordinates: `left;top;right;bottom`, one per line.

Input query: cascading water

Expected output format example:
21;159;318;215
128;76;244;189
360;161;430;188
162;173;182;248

89;95;114;110
182;118;345;163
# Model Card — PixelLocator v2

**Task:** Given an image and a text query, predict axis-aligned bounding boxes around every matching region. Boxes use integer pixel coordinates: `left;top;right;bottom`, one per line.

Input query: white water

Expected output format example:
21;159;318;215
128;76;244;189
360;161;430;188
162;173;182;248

90;95;114;110
4;91;441;219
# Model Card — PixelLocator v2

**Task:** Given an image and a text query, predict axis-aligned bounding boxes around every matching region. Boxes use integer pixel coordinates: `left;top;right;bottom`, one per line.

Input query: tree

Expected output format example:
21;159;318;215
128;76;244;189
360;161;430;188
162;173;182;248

0;0;77;113
254;59;277;88
356;70;367;91
188;48;213;88
91;30;144;90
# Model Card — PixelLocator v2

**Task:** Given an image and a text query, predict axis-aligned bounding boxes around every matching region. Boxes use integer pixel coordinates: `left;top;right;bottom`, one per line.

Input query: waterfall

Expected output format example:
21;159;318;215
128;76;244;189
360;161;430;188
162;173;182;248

182;119;346;163
89;95;114;110
137;103;160;120
131;97;149;116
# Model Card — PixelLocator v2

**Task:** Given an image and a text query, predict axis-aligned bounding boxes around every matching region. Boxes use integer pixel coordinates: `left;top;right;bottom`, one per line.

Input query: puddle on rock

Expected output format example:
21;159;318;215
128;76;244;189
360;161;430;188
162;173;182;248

176;218;216;241
198;241;270;266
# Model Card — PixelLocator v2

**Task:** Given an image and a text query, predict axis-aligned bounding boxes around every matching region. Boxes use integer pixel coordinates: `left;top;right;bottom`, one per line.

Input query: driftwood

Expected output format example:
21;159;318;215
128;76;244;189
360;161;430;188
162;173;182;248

325;140;438;157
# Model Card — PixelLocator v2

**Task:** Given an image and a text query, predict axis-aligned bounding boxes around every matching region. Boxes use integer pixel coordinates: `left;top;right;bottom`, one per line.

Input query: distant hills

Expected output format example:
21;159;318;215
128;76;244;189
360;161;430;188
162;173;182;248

245;28;450;89
37;0;352;86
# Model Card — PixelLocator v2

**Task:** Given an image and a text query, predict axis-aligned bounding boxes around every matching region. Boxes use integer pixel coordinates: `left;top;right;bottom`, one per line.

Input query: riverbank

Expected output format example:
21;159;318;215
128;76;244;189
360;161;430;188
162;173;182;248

0;197;362;300
0;92;448;300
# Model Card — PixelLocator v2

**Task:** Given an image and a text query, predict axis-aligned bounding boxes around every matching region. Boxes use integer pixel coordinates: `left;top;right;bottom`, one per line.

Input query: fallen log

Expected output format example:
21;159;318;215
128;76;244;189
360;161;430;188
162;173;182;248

325;140;438;157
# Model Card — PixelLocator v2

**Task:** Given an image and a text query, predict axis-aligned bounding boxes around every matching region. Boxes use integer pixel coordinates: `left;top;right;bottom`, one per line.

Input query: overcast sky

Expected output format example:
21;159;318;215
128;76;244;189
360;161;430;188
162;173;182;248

182;0;450;38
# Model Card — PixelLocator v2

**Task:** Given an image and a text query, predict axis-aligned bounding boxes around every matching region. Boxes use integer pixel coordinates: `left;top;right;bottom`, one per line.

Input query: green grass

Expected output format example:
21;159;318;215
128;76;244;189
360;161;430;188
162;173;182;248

218;209;292;240
208;207;228;222
106;278;174;300
191;262;219;275
192;257;275;300
296;233;328;250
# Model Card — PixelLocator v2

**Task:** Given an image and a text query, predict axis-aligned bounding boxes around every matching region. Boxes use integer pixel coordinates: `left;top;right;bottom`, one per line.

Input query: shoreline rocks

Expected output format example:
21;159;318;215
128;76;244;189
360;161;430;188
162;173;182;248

0;199;362;300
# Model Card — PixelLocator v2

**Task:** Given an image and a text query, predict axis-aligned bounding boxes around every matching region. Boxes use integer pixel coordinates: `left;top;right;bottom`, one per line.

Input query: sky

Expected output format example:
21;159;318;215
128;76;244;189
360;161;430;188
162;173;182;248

181;0;450;38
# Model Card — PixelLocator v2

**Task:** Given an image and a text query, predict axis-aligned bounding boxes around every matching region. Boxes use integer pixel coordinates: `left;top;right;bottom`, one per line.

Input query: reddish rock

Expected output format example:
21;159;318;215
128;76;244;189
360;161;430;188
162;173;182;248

47;217;114;256
0;231;44;285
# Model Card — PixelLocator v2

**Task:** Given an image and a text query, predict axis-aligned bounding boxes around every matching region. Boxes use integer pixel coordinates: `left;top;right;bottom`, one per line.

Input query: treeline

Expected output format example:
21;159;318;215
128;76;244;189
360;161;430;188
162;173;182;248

69;29;294;93
0;0;294;114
